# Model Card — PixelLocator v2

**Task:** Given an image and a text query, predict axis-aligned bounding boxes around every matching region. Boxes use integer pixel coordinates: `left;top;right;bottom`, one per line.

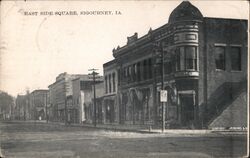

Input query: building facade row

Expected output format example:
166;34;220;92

100;1;248;129
15;90;48;121
13;1;248;129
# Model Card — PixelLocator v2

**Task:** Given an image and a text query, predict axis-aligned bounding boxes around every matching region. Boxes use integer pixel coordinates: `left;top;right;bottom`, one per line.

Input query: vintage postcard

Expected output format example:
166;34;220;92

0;0;249;158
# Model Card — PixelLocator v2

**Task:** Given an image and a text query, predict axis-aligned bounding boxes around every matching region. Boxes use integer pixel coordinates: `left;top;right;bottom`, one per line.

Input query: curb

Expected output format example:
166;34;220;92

1;121;247;135
69;123;158;134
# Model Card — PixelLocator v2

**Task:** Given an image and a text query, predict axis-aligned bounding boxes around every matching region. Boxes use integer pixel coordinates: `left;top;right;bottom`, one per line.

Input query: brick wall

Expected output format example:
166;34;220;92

209;90;247;128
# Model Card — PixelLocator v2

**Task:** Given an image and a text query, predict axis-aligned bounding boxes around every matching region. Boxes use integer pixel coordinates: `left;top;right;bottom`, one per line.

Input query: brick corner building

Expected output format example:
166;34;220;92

103;1;248;129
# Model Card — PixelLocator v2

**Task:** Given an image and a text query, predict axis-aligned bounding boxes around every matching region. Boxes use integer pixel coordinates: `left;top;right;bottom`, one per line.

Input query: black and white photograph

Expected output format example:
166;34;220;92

0;0;249;157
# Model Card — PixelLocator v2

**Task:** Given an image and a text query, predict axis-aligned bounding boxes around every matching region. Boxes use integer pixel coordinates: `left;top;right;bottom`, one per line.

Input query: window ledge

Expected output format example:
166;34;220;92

174;71;199;78
231;70;242;72
104;92;117;97
215;69;225;72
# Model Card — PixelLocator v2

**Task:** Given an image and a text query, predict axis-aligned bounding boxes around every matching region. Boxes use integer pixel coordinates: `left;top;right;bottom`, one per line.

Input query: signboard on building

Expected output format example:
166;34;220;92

160;90;168;102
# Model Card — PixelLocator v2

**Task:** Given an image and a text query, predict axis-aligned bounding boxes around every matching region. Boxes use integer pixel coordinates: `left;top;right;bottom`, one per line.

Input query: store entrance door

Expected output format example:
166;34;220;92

179;94;195;127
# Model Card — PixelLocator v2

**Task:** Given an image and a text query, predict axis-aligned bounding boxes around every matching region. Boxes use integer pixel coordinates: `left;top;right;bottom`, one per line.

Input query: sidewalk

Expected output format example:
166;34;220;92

67;122;247;135
2;120;247;135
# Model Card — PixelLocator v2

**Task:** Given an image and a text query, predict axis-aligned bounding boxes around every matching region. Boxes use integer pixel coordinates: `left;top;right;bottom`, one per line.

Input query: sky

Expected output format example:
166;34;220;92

0;0;249;96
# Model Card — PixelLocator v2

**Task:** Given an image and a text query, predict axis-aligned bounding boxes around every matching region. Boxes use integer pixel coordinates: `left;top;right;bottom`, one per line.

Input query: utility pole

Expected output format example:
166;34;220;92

64;84;67;125
161;43;165;132
64;98;67;125
88;68;99;127
154;42;166;132
45;92;48;123
25;89;30;121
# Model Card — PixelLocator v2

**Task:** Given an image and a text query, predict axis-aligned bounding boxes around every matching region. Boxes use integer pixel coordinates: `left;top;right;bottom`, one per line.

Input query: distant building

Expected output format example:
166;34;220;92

71;75;103;124
48;72;103;123
103;60;118;124
48;72;87;122
29;89;48;120
103;1;248;129
0;91;14;120
15;95;28;120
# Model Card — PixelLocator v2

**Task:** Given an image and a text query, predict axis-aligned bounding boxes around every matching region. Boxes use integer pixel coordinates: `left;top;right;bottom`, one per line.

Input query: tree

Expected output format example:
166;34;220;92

0;91;14;119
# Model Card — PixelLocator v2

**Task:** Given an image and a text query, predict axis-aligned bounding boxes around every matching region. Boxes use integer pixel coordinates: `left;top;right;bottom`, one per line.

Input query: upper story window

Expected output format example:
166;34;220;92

132;64;136;82
119;58;153;85
148;58;152;78
230;47;241;71
164;61;172;74
164;53;172;74
137;62;141;81
185;46;197;70
176;46;198;71
117;69;120;86
134;64;137;75
176;49;180;71
105;76;108;93
112;73;116;92
108;74;112;93
124;67;128;78
143;59;148;80
215;46;226;70
128;66;132;83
